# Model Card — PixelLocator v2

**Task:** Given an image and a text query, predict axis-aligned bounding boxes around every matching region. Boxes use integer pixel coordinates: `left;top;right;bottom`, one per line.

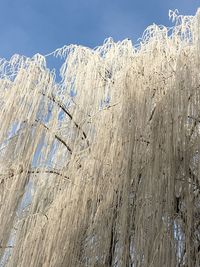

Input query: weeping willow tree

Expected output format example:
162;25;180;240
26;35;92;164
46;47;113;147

0;9;200;267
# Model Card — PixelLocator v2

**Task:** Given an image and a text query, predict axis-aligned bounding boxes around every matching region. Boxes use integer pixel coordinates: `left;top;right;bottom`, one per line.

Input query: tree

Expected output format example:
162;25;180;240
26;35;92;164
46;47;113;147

0;10;199;267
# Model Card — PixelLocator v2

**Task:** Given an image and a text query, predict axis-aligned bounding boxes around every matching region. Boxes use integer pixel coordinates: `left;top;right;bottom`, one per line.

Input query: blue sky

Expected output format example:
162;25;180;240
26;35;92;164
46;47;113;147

0;0;199;59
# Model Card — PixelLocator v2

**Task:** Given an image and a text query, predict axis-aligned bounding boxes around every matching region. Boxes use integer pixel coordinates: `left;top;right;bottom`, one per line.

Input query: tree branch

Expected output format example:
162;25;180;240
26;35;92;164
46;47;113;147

0;245;14;249
27;169;70;180
40;92;89;146
149;106;156;122
36;119;72;154
0;167;70;181
187;115;199;140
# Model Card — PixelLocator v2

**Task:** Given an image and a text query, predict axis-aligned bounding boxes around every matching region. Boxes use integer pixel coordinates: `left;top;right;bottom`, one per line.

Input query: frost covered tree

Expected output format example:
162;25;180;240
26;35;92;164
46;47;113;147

0;9;199;267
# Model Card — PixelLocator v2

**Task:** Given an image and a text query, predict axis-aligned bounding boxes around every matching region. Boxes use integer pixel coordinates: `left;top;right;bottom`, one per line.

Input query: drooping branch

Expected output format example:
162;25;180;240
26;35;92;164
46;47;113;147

40;91;89;146
27;169;70;180
36;119;72;154
149;106;156;122
0;246;14;249
0;167;70;181
0;120;73;155
187;115;199;139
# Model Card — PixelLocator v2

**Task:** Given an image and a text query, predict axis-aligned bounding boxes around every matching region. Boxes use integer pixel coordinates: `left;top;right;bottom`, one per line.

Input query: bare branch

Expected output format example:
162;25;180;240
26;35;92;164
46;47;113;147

36;119;72;154
0;167;70;181
40;92;89;146
187;115;199;140
27;169;70;180
0;245;14;249
149;106;156;122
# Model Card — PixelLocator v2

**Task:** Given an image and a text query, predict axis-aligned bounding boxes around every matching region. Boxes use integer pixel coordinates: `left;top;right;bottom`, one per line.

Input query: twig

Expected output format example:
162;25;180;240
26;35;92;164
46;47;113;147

149;106;156;122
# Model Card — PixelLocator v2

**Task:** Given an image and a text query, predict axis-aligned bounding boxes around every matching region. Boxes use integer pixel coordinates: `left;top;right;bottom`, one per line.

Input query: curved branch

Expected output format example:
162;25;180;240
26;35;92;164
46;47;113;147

0;167;70;181
36;119;72;154
40;92;89;146
28;169;70;180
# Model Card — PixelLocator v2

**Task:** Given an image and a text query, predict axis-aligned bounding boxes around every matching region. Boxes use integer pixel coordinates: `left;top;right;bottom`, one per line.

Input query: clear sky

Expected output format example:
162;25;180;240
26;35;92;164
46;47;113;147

0;0;199;59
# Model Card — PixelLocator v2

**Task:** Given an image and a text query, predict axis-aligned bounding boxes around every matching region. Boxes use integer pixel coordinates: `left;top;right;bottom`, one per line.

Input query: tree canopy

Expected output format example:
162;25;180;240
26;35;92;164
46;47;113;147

0;10;199;267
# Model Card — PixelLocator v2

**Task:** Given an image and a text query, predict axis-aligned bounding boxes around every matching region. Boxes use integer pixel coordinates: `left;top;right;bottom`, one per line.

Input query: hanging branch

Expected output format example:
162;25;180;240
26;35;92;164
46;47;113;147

28;169;70;180
40;91;89;147
0;167;70;181
149;106;156;122
187;115;199;139
35;119;72;154
0;245;14;249
0;120;72;155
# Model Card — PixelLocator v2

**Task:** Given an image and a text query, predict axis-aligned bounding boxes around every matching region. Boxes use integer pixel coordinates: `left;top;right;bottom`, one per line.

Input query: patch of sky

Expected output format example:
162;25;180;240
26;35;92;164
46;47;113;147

46;140;58;168
36;97;54;124
45;54;65;84
99;94;110;110
69;86;77;98
17;180;34;217
31;133;45;168
31;131;59;169
0;121;25;152
7;121;21;139
58;110;65;122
